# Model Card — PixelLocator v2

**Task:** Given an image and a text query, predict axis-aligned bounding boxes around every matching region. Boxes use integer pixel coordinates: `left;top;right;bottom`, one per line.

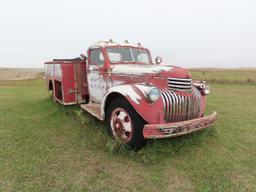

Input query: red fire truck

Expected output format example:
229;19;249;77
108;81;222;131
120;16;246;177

44;40;217;149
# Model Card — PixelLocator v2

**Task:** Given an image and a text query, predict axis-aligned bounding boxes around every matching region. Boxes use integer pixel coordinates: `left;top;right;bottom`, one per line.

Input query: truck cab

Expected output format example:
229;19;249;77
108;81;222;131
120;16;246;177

45;40;217;150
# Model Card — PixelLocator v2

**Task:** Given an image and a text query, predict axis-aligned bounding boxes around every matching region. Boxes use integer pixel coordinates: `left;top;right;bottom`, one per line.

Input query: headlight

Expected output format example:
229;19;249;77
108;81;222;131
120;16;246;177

147;88;160;103
194;81;210;95
204;85;210;95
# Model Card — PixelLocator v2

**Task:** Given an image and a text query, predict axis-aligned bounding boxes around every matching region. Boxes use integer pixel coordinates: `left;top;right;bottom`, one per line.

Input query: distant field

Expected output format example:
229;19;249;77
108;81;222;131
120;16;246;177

1;67;255;83
0;70;255;191
191;68;256;83
0;68;43;80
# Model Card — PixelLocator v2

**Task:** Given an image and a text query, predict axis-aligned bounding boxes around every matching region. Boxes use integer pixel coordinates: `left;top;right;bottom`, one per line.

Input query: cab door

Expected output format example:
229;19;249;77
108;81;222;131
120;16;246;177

87;48;107;103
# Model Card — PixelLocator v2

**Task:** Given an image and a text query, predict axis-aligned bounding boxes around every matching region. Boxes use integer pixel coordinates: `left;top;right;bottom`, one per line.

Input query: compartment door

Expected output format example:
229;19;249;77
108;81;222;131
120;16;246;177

62;64;76;104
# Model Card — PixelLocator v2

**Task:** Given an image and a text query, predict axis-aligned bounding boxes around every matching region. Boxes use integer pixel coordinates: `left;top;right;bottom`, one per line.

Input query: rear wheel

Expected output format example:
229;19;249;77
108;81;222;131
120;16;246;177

54;81;63;101
48;81;54;100
106;98;146;150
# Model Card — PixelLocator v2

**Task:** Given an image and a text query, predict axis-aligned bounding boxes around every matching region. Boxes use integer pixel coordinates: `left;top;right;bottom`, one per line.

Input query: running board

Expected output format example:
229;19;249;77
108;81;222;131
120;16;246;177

80;102;103;121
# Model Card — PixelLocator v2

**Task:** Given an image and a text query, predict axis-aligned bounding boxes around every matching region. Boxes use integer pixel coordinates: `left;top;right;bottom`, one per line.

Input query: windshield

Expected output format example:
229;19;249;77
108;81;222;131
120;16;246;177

107;47;151;64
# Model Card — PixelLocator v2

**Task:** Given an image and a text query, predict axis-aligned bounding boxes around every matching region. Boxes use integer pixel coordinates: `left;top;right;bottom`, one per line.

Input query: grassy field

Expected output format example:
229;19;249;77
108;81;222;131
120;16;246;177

191;68;256;83
0;68;42;80
0;69;256;191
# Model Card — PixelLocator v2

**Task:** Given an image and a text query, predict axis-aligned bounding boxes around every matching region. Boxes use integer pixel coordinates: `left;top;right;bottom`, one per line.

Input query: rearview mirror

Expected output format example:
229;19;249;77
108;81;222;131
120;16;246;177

155;56;162;64
80;54;88;60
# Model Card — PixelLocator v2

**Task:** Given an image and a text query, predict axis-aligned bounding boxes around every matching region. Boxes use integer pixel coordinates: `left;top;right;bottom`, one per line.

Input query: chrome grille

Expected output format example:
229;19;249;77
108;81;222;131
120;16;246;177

161;87;201;122
168;77;192;92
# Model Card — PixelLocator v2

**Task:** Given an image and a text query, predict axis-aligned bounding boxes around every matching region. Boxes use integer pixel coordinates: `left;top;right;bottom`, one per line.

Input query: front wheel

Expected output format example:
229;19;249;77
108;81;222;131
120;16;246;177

106;98;146;150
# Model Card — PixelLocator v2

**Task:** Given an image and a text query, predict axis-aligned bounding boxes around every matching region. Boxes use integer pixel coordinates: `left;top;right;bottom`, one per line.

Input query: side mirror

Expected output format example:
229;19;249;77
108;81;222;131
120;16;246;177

155;56;162;64
80;54;88;61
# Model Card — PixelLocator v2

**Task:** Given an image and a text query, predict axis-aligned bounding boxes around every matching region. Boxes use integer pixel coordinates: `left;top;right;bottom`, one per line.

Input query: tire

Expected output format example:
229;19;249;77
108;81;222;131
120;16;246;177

106;97;146;150
49;88;56;102
57;86;62;100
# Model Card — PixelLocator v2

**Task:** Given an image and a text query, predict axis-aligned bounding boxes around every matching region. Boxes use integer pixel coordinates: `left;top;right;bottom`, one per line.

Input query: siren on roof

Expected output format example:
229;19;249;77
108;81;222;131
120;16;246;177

108;39;113;43
124;40;129;44
138;42;142;46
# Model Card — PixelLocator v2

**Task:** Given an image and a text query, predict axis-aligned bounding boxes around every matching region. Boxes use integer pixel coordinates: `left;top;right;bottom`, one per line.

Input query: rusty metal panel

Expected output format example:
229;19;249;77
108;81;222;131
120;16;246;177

81;102;103;121
143;111;217;139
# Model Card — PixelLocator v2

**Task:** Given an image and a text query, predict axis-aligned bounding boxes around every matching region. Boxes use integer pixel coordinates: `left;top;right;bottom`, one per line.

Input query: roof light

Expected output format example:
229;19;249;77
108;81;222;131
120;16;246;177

124;40;129;44
138;42;142;46
109;39;113;43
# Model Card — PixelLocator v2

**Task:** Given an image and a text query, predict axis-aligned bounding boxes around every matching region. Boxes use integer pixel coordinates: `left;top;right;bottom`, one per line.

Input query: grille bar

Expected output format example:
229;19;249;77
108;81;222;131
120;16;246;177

168;77;192;81
168;81;192;85
161;87;201;123
168;84;192;89
168;77;192;92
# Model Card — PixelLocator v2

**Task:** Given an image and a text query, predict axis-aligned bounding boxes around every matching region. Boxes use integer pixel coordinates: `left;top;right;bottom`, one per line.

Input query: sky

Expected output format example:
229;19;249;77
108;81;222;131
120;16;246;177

0;0;255;68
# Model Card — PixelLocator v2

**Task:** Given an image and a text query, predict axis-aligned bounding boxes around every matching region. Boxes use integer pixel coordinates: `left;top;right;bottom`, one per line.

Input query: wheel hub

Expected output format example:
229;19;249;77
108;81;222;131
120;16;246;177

110;108;133;143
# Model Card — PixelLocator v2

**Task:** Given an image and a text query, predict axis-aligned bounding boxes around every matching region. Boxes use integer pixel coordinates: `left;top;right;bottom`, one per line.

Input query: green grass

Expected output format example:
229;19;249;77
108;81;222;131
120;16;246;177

0;74;256;191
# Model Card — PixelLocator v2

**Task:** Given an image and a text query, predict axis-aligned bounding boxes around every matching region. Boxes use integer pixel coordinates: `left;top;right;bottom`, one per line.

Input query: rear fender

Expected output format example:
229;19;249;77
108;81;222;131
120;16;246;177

101;84;164;124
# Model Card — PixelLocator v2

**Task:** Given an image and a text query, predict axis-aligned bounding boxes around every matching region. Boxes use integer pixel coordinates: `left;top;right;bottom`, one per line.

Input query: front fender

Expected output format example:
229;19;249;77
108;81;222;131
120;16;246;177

101;84;164;124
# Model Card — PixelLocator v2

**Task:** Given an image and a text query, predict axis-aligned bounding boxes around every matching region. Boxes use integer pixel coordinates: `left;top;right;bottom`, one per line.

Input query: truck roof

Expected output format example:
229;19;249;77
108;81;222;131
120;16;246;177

44;40;149;64
88;40;146;49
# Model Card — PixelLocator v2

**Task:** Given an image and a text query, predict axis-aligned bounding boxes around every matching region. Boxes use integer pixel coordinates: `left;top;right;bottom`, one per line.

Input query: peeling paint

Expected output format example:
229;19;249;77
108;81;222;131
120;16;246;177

111;64;173;75
101;85;143;118
107;85;141;104
87;72;107;103
135;84;153;98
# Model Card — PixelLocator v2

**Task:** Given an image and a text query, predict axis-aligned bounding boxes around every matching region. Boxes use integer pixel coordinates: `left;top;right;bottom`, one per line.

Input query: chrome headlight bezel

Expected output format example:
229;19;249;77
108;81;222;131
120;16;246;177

193;81;210;95
147;87;161;103
203;85;210;95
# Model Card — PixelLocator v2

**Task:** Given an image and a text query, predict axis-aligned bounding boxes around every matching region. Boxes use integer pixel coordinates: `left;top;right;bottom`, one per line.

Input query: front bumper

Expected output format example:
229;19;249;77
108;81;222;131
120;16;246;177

143;111;217;139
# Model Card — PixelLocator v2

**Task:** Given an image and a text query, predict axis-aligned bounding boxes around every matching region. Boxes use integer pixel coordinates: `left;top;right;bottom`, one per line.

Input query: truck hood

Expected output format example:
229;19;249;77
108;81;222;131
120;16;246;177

110;64;191;79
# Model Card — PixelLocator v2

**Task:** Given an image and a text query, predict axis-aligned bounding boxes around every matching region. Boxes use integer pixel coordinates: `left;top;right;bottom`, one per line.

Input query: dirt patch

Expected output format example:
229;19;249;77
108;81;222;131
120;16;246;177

0;68;43;80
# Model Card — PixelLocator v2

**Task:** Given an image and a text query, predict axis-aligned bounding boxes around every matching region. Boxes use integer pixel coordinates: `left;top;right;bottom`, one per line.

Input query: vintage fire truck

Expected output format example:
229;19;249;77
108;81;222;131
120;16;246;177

44;40;217;149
